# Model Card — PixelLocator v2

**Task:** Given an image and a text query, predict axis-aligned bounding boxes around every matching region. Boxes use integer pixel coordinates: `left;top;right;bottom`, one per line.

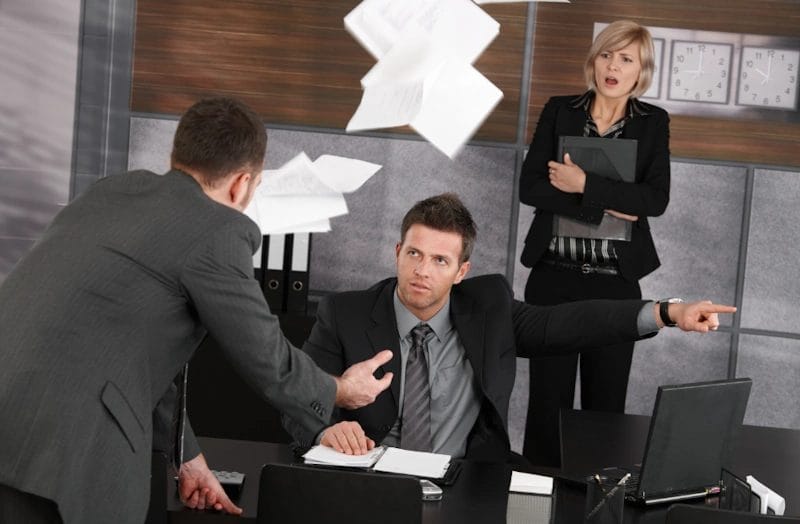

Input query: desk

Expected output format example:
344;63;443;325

163;411;800;523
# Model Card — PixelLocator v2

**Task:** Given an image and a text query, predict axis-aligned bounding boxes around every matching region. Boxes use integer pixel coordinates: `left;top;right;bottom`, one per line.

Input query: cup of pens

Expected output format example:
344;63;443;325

583;473;629;524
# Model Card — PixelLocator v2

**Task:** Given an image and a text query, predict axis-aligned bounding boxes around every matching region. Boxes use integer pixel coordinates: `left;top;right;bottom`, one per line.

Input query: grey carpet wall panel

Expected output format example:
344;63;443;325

639;162;746;323
741;169;800;334
128;118;516;293
737;334;800;429
264;129;516;292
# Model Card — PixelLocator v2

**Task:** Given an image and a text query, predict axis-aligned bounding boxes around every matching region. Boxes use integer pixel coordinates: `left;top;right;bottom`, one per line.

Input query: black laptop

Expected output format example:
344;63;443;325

600;378;752;505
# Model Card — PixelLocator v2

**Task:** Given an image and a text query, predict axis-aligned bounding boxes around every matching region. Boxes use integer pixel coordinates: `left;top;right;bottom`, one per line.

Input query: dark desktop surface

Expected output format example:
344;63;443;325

161;410;799;523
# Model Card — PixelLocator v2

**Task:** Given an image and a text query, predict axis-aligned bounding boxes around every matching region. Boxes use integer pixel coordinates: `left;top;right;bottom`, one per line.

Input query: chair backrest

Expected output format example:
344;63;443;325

666;504;800;524
257;463;422;524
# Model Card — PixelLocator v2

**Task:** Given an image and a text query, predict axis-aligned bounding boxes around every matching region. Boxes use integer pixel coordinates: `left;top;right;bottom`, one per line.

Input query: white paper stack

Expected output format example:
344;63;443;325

344;0;503;158
303;445;386;468
508;471;554;495
302;445;451;479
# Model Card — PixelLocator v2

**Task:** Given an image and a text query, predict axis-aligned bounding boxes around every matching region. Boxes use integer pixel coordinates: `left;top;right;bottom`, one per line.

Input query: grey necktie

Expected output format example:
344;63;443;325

402;323;434;452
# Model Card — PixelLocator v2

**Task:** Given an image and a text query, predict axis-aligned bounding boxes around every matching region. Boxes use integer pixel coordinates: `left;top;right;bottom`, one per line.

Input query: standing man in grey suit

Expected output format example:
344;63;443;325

285;194;735;461
0;97;392;524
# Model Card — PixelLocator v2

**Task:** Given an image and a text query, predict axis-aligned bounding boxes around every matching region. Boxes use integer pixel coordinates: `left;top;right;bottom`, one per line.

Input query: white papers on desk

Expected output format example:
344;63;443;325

509;471;554;495
302;446;451;479
372;447;451;479
303;444;386;468
344;0;503;158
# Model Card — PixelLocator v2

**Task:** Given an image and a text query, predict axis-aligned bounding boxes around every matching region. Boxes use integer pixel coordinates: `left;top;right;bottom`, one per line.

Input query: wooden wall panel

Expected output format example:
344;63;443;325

131;0;527;143
528;0;800;167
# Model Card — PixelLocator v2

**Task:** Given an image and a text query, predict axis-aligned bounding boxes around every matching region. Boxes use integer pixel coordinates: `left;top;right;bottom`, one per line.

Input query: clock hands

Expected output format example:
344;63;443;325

685;48;705;77
754;55;773;85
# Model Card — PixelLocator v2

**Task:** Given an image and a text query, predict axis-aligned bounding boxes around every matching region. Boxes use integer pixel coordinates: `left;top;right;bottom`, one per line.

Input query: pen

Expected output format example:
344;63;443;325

594;474;607;495
586;473;631;520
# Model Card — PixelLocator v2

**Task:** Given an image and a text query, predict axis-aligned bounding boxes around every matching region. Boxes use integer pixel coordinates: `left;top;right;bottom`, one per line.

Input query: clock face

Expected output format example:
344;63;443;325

736;46;800;110
641;38;664;100
668;41;733;104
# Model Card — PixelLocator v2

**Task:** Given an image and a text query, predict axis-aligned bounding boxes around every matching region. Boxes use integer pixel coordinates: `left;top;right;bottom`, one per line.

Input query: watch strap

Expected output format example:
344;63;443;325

659;300;677;327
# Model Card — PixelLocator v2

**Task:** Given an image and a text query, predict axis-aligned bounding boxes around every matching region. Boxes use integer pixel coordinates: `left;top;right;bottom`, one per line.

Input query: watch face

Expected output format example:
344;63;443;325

668;40;733;104
736;46;800;110
641;38;664;100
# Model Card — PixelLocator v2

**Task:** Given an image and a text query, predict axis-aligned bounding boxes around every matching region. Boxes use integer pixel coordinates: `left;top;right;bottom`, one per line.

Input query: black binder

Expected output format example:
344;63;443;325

262;234;287;313
553;136;638;241
286;233;311;314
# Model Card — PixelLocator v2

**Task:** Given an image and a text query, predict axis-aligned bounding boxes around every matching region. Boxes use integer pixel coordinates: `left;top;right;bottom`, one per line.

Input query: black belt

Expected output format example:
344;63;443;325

541;258;619;276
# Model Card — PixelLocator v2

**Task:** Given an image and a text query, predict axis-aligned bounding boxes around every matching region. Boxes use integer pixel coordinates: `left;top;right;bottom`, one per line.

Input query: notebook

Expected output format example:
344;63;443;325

552;136;638;241
600;378;752;505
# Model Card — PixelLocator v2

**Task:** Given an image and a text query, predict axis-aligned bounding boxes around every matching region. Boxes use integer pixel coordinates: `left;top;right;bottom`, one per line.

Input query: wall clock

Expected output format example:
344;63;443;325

668;40;733;104
736;46;799;110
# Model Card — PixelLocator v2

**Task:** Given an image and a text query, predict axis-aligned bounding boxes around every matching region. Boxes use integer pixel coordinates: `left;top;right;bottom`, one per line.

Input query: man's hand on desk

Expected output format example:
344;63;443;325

321;421;375;455
178;453;243;515
334;350;394;409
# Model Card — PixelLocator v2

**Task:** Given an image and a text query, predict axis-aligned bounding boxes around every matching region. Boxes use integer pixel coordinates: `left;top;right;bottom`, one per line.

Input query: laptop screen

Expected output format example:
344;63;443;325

635;378;752;501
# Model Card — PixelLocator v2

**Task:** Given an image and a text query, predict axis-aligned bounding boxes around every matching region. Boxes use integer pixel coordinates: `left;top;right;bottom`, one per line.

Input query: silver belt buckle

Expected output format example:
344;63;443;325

581;263;593;274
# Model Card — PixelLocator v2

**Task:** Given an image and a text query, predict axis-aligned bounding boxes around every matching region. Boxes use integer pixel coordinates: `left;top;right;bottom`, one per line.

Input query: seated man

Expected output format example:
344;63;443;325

285;193;734;462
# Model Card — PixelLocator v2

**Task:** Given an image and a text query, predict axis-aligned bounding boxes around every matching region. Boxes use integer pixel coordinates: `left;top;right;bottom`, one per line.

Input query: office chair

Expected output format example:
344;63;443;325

666;504;800;523
257;463;422;524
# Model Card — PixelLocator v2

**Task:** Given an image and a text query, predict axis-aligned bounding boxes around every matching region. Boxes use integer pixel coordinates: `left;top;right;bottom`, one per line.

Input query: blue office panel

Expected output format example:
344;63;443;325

737;334;800;430
741;169;800;334
264;129;516;292
627;329;731;416
639;161;746;326
508;359;529;454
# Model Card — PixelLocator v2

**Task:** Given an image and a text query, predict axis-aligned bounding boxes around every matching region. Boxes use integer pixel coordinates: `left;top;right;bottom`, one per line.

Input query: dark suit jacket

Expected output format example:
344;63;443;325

519;94;671;281
288;274;647;462
0;170;335;524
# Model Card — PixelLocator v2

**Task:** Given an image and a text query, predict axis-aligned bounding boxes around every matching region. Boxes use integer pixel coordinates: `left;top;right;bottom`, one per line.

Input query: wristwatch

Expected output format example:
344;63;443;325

657;298;684;327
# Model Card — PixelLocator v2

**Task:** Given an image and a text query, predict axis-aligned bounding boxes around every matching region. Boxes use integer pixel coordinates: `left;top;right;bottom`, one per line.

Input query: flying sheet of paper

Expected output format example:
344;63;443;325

345;0;498;63
411;60;503;158
312;155;381;192
245;153;381;239
345;0;502;158
475;0;569;3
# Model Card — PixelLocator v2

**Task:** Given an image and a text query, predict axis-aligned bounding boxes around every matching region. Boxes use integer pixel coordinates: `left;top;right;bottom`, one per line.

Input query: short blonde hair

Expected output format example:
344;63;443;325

584;20;655;98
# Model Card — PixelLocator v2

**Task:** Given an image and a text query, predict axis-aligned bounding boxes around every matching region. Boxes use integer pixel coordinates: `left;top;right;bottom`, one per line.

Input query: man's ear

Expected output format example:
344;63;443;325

395;242;402;258
453;260;471;284
228;171;252;207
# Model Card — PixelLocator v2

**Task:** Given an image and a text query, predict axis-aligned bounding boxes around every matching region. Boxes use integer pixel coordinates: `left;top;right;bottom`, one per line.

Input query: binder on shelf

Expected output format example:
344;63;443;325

263;234;287;313
286;233;311;314
553;136;638;241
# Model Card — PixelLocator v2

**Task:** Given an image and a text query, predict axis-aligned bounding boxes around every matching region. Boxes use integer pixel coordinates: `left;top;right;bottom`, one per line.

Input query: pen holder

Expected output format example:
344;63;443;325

584;475;625;524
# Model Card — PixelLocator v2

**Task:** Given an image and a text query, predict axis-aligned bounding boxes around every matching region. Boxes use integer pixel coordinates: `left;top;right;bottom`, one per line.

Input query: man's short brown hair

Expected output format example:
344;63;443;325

171;97;267;186
401;193;477;263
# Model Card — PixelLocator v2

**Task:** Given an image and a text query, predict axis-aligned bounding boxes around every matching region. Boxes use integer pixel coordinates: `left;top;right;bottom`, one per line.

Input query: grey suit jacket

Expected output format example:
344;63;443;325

0;170;335;524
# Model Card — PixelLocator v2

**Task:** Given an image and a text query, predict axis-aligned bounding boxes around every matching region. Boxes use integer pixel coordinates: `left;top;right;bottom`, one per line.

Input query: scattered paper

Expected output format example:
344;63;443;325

475;0;569;3
344;0;503;158
509;471;554;495
244;153;382;267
